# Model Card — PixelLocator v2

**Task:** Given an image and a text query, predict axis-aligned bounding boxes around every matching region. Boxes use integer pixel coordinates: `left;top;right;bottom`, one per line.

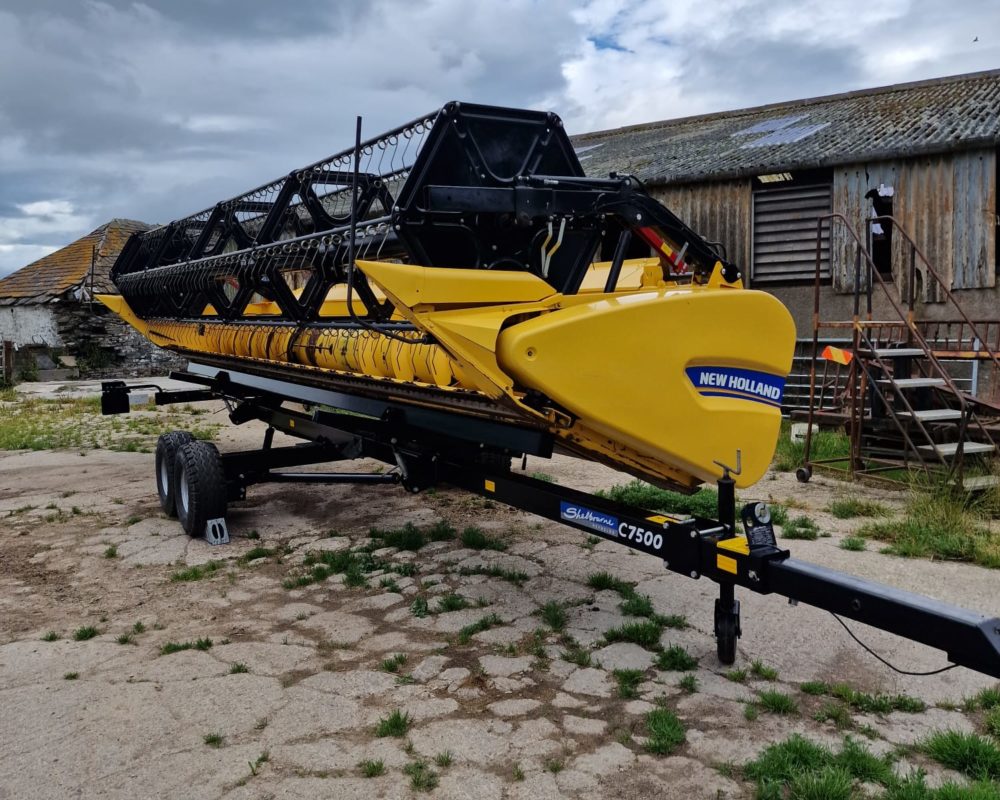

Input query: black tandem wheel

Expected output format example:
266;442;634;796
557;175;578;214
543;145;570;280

172;440;228;538
154;431;194;517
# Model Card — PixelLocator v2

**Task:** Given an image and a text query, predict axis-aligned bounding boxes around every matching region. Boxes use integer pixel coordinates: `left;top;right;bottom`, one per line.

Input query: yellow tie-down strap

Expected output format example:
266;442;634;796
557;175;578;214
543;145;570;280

716;535;750;575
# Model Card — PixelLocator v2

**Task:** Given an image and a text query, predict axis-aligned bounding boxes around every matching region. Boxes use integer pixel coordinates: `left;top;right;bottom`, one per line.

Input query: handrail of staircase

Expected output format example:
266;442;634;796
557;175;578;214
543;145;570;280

872;214;1000;379
804;213;988;479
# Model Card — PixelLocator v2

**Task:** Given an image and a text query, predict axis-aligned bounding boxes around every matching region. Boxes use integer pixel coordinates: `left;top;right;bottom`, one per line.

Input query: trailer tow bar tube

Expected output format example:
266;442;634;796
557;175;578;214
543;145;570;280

444;464;1000;679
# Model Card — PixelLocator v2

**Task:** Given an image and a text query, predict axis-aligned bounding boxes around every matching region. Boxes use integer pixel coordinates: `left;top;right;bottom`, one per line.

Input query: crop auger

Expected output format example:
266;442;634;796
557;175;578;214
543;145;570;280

99;102;1000;677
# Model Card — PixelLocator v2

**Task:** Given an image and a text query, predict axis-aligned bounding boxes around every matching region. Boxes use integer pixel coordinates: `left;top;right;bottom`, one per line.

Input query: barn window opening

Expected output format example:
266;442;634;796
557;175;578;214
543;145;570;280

865;185;894;278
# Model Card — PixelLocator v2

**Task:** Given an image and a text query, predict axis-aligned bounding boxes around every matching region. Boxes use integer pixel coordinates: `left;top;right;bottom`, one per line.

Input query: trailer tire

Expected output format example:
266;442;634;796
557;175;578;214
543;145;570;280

155;431;195;517
716;615;738;665
173;440;227;538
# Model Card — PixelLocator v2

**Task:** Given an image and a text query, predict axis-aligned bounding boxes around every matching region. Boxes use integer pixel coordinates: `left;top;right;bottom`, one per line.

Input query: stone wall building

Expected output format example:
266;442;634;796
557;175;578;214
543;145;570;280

0;219;186;380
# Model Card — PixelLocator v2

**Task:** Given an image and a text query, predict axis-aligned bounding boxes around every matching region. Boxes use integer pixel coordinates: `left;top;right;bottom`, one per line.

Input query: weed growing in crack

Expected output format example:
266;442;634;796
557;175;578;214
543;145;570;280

656;645;697;671
457;614;502;644
170;561;221;582
614;668;645;699
375;709;411;738
436;593;469;613
539;601;567;632
645;708;685;755
758;689;798;715
750;659;778;681
381;653;408;673
359;759;385;778
403;761;438;792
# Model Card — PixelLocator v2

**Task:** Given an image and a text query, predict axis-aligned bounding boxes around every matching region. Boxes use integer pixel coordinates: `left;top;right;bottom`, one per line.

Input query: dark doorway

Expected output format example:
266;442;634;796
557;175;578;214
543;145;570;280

865;187;893;277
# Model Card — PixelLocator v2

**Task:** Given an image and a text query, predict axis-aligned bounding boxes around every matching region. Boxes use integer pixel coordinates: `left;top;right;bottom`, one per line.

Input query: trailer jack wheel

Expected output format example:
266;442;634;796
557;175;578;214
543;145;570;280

795;465;812;483
714;596;741;665
173;440;228;540
155;431;194;517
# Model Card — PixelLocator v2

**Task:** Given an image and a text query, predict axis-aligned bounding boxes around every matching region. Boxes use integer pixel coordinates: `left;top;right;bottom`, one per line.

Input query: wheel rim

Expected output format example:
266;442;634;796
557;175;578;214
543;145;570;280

179;464;190;514
160;458;170;496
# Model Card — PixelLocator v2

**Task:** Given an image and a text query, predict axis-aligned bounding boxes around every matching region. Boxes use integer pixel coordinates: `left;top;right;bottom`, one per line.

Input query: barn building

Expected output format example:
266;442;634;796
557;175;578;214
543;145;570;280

0;219;185;381
574;69;1000;409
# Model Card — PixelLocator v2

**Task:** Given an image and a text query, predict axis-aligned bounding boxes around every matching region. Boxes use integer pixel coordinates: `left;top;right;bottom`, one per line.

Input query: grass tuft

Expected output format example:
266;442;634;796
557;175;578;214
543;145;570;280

42;631;59;642
74;626;98;641
436;593;469;613
103;545;118;559
359;759;385;778
859;487;1000;569
813;700;854;728
460;526;507;551
840;536;867;552
370;522;426;551
655;644;697;671
771;424;850;472
381;653;408;673
724;668;747;683
758;689;798;715
403;761;438;791
586;571;635;596
750;659;778;681
170;561;221;582
603;620;662;650
620;593;655;618
539;601;567;632
410;598;429;618
375;709;411;738
237;545;275;565
645;708;686;754
561;642;592;667
457;614;501;644
829;498;890;519
922;730;1000;781
830;684;925;714
781;516;821;540
203;733;224;748
613;668;645;699
596;480;719;518
800;680;830;696
229;662;250;674
678;674;698;693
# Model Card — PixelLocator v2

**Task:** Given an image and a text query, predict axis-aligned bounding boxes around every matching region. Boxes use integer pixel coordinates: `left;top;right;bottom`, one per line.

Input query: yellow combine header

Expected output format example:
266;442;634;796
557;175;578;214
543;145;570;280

98;102;1000;678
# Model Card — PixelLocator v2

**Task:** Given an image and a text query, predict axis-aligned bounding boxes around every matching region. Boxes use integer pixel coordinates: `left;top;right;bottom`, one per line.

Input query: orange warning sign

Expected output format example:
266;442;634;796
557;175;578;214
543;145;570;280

821;345;854;365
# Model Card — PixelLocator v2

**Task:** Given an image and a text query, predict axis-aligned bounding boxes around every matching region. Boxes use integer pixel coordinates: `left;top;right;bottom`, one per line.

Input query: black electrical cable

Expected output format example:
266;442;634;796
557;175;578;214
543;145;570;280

831;612;958;676
345;114;430;346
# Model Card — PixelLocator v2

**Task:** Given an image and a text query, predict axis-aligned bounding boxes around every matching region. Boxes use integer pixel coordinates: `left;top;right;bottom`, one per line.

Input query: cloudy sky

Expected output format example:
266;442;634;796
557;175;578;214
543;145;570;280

0;0;997;276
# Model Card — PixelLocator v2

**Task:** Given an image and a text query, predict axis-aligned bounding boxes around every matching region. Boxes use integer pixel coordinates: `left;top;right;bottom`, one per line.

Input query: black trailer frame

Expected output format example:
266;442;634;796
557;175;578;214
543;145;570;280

102;365;1000;679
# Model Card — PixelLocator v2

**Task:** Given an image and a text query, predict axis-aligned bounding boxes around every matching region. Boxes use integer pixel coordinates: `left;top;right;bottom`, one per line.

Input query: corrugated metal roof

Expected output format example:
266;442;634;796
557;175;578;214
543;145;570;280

572;70;1000;185
0;219;151;306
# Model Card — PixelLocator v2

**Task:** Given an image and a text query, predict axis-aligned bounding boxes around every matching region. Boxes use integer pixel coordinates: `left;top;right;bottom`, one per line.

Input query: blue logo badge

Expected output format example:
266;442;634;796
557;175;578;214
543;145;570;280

685;366;785;407
560;502;619;536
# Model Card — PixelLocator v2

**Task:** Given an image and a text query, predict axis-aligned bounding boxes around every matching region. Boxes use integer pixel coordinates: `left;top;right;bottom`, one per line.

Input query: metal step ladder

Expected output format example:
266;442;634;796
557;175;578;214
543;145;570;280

799;213;1000;489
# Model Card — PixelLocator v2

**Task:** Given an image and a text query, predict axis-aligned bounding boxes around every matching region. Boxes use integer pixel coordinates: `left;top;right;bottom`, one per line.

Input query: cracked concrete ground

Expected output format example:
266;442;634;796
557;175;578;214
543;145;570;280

2;393;1000;799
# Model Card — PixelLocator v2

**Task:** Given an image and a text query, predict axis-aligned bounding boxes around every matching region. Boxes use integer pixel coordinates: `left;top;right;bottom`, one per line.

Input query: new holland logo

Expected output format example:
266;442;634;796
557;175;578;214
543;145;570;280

685;366;785;408
559;502;618;536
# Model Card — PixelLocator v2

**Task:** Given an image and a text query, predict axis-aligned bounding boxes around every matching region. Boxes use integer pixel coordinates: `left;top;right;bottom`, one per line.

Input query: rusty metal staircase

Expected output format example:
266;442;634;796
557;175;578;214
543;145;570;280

799;213;1000;490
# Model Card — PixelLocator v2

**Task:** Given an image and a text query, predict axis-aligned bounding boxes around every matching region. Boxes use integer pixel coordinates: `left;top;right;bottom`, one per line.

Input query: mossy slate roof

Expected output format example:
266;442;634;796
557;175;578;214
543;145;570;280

0;219;152;306
572;69;1000;185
